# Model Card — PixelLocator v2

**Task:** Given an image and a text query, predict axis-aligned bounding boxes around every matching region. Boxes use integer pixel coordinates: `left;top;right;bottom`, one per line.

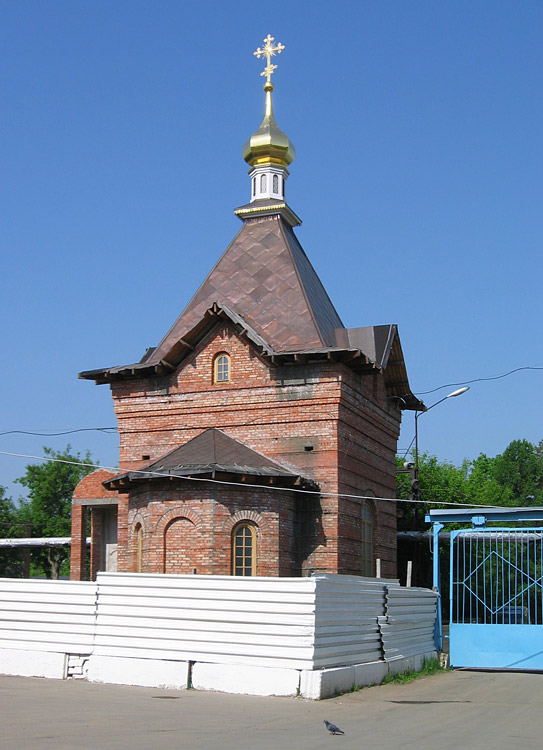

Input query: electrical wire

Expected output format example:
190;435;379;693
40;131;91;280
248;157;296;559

0;427;117;437
0;448;506;510
398;436;416;461
399;365;543;459
3;366;539;443
415;366;543;396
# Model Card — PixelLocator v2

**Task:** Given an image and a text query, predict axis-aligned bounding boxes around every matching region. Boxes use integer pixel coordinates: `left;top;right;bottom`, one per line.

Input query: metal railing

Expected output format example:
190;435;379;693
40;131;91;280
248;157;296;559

451;528;543;625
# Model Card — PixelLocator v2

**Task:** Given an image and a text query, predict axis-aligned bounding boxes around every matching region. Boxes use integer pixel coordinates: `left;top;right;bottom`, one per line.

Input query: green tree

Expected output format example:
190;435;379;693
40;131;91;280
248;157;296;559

0;486;28;577
465;452;506;506
16;446;94;579
396;453;470;531
397;439;543;526
491;439;543;506
396;454;470;588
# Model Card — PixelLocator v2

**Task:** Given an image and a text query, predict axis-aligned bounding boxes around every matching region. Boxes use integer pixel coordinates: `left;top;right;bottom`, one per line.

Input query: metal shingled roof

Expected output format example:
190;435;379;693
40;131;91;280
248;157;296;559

78;209;422;410
104;428;318;490
147;214;344;361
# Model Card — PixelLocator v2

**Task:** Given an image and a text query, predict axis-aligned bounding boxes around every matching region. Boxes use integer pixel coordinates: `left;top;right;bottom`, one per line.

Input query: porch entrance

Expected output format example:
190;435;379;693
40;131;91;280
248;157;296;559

450;527;543;669
427;508;543;671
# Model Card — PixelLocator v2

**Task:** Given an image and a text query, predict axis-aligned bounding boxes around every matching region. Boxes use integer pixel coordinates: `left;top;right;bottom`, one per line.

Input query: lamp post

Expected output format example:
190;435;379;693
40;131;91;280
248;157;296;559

411;386;469;651
412;386;470;503
412;385;470;651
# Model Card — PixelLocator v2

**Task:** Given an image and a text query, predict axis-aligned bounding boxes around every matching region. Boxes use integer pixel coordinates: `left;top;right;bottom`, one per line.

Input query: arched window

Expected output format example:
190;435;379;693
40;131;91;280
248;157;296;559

260;174;267;193
135;524;143;573
232;523;256;576
252;177;256;197
273;174;279;193
361;501;374;576
213;352;230;384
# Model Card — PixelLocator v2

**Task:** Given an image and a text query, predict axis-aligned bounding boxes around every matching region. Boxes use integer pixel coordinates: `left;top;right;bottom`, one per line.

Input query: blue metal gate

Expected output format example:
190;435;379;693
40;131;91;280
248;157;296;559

450;527;543;669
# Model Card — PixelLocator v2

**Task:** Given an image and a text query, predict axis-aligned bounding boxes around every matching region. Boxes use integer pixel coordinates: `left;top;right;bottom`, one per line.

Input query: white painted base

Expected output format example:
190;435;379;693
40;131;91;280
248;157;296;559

300;652;437;699
354;660;388;688
0;648;67;679
300;666;355;700
87;655;189;689
192;662;300;697
387;650;436;676
0;647;438;699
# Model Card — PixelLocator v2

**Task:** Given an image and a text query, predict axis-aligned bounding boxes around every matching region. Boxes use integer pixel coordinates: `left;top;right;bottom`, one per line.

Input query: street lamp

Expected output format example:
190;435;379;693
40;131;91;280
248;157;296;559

412;385;469;652
412;386;470;503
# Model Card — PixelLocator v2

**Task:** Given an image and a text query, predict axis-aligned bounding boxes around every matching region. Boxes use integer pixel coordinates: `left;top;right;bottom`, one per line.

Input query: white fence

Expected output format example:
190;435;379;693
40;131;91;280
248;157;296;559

0;573;438;698
94;573;317;669
0;578;97;654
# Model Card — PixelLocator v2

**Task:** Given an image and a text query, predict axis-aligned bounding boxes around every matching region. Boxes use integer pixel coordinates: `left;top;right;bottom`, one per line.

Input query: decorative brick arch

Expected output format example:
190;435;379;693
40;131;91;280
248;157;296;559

131;511;148;535
224;509;269;535
154;507;203;575
154;506;202;537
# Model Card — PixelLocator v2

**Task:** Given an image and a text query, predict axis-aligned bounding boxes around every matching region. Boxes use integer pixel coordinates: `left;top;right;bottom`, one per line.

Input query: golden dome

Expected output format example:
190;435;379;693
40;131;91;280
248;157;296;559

242;81;295;169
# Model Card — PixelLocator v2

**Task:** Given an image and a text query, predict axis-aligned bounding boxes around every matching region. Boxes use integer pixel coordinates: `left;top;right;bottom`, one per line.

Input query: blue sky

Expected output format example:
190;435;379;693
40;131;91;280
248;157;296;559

1;0;542;500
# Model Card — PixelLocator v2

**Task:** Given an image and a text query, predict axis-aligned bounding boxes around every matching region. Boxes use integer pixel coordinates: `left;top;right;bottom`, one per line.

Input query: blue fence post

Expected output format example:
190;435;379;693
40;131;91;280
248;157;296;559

432;521;444;651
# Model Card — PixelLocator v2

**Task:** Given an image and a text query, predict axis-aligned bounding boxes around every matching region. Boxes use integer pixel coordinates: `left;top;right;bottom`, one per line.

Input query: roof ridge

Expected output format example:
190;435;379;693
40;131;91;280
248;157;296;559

277;219;344;348
276;218;323;347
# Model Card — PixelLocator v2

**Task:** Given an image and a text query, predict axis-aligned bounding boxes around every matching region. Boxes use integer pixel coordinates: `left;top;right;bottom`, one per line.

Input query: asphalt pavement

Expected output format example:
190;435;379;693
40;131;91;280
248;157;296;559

1;669;541;749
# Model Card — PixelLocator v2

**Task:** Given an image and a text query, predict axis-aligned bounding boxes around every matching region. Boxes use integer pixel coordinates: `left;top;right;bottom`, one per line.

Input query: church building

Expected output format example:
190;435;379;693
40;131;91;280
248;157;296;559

70;36;422;582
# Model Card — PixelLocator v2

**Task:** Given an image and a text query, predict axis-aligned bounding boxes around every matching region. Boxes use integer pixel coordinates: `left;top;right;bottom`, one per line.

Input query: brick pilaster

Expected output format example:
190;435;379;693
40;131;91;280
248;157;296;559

90;508;103;581
70;503;87;581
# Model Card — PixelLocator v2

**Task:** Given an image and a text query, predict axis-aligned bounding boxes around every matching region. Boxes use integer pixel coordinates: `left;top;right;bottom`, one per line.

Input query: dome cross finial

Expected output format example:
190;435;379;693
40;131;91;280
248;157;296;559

253;34;285;85
241;34;295;208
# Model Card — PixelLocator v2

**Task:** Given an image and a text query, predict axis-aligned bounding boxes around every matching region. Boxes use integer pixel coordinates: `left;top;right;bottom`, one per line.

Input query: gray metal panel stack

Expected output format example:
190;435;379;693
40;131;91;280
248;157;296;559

379;585;438;661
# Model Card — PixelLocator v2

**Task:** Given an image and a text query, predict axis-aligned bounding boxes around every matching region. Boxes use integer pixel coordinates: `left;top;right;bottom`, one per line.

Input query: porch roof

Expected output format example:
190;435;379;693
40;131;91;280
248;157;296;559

426;507;543;524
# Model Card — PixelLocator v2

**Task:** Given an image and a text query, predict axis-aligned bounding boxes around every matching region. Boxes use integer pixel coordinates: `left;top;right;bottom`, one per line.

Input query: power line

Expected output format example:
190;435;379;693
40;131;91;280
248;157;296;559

399;365;543;459
0;427;117;437
0;448;506;510
399;436;416;461
3;366;540;440
415;366;543;396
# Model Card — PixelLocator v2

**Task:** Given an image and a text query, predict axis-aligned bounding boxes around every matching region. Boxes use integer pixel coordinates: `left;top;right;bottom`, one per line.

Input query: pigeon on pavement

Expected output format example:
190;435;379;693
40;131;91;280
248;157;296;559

324;720;344;735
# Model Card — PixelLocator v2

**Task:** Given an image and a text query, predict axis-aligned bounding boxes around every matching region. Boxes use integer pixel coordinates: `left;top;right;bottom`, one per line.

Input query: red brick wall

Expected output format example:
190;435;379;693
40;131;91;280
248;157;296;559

70;504;87;581
105;322;402;578
71;470;120;581
116;482;298;576
336;368;401;578
73;469;118;500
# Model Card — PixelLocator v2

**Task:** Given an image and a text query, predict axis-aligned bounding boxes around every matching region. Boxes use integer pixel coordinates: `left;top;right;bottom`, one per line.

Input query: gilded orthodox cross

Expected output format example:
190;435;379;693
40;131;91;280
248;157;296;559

253;34;285;84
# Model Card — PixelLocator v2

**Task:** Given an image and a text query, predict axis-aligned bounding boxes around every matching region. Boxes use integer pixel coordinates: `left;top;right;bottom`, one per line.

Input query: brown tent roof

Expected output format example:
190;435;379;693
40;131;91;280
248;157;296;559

104;428;318;490
147;213;344;360
78;207;423;410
